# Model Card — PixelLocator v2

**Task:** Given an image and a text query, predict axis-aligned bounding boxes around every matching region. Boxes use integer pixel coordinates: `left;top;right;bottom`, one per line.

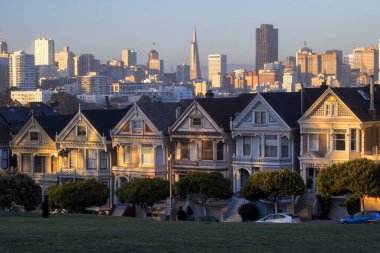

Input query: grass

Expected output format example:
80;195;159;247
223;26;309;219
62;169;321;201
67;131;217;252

0;213;379;253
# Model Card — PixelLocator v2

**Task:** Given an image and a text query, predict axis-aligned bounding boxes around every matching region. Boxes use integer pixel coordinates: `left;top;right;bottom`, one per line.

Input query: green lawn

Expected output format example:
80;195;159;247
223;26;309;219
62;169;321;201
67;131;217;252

0;213;378;253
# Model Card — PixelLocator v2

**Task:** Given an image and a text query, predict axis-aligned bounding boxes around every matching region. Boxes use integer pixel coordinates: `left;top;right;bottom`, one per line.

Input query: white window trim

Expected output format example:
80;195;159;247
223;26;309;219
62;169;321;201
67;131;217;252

308;134;319;151
253;111;267;125
324;102;338;117
29;131;40;142
191;117;203;127
76;125;87;137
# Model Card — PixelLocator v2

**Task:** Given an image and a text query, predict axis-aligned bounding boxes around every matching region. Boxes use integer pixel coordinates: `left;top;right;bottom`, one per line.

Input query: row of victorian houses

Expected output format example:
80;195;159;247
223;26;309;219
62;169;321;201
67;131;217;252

4;82;380;219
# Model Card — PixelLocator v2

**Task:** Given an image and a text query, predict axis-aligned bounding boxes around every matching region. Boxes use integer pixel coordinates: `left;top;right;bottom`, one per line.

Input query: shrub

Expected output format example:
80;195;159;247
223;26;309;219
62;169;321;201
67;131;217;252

346;195;360;215
317;195;332;219
238;203;259;221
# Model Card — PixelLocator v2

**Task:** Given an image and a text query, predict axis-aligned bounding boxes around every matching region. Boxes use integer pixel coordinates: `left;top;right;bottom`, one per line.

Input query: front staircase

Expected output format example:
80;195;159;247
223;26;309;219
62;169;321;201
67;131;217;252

296;192;315;219
223;197;246;222
111;204;128;216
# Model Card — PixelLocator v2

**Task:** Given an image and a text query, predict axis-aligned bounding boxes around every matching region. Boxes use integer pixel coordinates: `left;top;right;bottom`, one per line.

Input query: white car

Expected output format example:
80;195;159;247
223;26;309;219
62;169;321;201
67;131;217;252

256;213;301;223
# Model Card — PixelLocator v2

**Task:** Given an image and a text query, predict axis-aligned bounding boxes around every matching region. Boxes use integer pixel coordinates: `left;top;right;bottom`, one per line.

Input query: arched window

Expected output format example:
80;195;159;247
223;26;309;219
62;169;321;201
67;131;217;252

217;141;224;161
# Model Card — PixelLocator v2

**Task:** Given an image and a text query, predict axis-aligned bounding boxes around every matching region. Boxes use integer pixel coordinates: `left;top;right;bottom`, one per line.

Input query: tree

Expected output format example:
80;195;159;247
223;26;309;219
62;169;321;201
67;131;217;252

238;203;259;221
138;95;152;104
116;178;169;212
317;159;380;211
178;172;233;215
47;92;80;114
47;179;108;213
0;169;42;211
0;92;21;107
242;170;305;214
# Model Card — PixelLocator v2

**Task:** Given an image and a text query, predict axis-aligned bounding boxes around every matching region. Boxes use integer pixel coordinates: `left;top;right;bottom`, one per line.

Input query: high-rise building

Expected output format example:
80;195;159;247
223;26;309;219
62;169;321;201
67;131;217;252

0;41;8;54
176;64;190;83
0;53;9;90
353;46;378;81
55;46;75;77
256;24;278;71
190;27;201;80
77;54;100;76
34;38;54;66
147;50;163;75
296;45;320;86
9;51;37;90
121;49;137;68
208;54;227;89
78;72;108;94
321;50;342;82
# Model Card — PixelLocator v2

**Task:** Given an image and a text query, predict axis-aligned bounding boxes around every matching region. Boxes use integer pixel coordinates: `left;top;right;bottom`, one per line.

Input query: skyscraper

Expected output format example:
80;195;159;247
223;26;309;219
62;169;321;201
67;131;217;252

122;49;137;67
176;64;190;83
256;24;278;71
77;54;100;76
55;46;75;77
208;54;227;88
9;51;37;90
296;45;320;86
0;41;8;54
147;49;163;75
34;38;54;66
353;46;378;81
190;27;201;80
321;50;342;82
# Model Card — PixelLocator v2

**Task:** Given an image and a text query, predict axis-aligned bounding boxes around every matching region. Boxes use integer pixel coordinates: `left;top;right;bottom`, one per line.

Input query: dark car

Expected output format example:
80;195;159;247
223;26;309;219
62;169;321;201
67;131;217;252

195;216;219;222
339;211;380;224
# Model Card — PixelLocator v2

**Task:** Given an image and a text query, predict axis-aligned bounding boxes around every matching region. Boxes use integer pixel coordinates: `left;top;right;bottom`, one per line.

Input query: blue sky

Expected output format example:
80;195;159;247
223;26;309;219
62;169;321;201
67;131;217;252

1;0;380;69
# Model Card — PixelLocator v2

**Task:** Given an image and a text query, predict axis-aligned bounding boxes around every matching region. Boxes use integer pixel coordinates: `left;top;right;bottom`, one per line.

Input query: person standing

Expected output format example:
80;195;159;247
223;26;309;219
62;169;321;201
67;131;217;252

41;195;50;218
186;206;194;221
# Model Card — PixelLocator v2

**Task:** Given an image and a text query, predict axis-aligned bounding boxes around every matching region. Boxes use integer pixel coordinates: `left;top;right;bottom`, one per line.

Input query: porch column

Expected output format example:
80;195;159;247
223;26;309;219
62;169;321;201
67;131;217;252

261;134;265;157
277;135;281;159
31;155;35;175
213;140;217;161
300;134;304;156
97;149;100;171
83;148;87;170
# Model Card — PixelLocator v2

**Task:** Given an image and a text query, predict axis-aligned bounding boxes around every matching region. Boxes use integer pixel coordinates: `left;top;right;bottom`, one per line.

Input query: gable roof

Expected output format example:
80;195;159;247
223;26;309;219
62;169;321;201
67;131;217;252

81;107;132;140
261;92;301;128
34;114;74;140
303;86;328;111
195;93;255;132
137;100;192;135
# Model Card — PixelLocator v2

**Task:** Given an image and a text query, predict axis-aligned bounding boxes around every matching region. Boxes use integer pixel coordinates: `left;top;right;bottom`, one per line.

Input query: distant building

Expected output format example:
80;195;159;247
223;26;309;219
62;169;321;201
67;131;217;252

0;41;8;54
77;54;100;76
353;46;378;81
11;89;56;105
284;56;296;69
34;38;55;66
9;51;37;90
296;45;320;87
256;24;278;71
343;54;354;69
147;50;163;75
208;54;227;89
121;49;137;68
77;72;108;94
55;46;75;77
193;80;209;96
282;69;298;92
190;27;201;80
321;50;342;82
176;64;190;83
0;53;9;90
37;65;59;82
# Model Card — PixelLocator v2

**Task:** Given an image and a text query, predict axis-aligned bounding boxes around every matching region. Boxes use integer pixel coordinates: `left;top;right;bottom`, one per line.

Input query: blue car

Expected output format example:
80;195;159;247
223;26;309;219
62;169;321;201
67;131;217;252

339;211;380;224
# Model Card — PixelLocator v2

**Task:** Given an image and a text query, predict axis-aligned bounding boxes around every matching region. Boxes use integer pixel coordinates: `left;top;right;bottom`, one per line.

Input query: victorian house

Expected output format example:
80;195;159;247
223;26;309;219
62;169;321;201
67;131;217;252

110;101;190;196
231;92;302;193
298;83;380;218
169;94;253;181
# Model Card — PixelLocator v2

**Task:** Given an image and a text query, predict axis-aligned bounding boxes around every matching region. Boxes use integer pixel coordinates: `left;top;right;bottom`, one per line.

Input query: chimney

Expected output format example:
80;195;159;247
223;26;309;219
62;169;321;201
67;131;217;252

369;75;376;120
300;84;305;114
176;107;181;119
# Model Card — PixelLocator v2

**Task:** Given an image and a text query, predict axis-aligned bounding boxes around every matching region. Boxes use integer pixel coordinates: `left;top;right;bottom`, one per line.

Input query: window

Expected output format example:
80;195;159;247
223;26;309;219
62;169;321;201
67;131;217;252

141;144;153;165
334;133;346;151
77;126;87;136
181;142;190;159
34;156;43;173
217;142;224;160
87;150;97;169
202;140;213;160
132;120;143;132
281;137;289;158
324;102;338;117
192;117;202;127
123;145;132;163
100;151;107;169
2;150;8;169
350;129;357;151
69;150;77;168
243;136;251;156
30;132;39;141
254;111;266;124
309;134;318;151
265;135;277;157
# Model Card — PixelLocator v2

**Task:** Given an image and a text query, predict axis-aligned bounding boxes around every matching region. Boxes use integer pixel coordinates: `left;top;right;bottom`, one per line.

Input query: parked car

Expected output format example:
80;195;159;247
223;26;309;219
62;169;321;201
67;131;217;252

339;211;380;224
195;216;219;222
256;214;301;223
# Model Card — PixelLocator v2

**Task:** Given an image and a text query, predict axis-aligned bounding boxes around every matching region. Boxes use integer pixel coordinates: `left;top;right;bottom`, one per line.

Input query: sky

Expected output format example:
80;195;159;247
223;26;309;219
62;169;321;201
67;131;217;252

1;0;380;70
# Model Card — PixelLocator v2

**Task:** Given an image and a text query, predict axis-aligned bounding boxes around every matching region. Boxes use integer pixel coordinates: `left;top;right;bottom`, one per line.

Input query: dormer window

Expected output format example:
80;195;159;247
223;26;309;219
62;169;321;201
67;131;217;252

191;117;202;127
132;120;143;133
30;132;39;141
76;125;87;137
324;97;338;117
254;111;266;125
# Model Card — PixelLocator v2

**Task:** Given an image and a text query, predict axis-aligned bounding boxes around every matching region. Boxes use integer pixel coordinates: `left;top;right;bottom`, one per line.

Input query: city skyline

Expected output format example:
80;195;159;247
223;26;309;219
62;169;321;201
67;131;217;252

1;0;380;70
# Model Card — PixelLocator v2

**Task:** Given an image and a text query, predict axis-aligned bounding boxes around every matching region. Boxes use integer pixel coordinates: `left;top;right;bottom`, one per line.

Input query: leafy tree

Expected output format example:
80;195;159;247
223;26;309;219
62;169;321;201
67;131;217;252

47;179;108;213
47;92;80;114
346;194;360;215
0;169;42;211
138;95;152;104
178;172;233;215
316;159;380;211
242;170;305;214
238;203;259;221
116;178;169;212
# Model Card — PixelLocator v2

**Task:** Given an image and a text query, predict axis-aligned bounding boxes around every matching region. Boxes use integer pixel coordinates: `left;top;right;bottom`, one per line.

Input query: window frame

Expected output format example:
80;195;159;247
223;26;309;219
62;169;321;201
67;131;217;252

216;141;224;161
324;102;338;117
281;136;289;158
264;135;277;158
308;134;319;151
243;136;251;156
100;151;107;170
123;145;132;164
254;111;267;125
334;133;346;151
350;129;357;151
201;140;214;161
76;125;87;137
86;149;98;169
191;117;202;127
29;131;39;142
1;150;8;169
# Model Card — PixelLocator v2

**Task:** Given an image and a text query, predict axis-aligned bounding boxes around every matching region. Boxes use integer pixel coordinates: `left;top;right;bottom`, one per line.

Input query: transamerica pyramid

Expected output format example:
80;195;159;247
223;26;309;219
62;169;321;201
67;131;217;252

190;27;201;80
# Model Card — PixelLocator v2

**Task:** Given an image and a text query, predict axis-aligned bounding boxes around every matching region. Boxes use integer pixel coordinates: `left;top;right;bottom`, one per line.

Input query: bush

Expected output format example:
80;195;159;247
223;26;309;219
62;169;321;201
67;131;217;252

317;195;332;219
0;169;42;211
238;203;259;221
47;179;108;213
346;195;360;215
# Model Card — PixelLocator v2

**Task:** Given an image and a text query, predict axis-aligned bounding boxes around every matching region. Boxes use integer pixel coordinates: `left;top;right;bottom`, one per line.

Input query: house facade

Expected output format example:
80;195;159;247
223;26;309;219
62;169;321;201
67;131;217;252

231;92;301;193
